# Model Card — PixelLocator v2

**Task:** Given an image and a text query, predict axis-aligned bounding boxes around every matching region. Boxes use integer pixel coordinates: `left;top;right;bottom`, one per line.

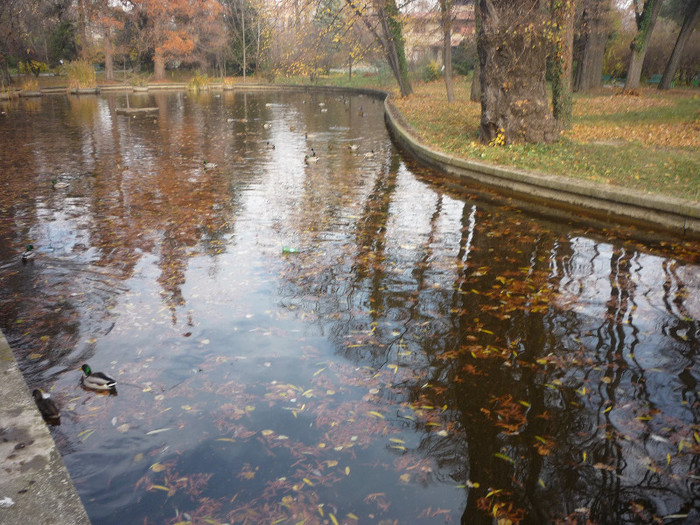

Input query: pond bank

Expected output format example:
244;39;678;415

382;97;700;239
91;81;700;238
5;81;699;235
0;330;90;525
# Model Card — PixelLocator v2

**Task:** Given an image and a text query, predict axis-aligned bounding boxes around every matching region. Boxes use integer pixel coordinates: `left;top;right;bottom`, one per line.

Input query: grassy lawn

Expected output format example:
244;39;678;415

392;77;700;201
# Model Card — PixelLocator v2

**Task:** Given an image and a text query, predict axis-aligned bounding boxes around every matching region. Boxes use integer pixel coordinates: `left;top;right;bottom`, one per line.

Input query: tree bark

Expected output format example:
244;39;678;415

154;50;165;80
551;0;577;126
624;0;665;90
104;29;114;81
380;0;413;96
439;0;454;102
573;0;610;92
478;0;559;144
659;0;700;89
470;3;481;102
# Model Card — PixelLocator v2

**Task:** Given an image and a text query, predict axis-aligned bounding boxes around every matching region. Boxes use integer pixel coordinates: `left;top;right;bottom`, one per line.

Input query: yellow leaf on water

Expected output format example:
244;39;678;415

345;466;350;476
369;411;385;419
150;484;170;492
399;473;411;483
330;513;339;525
150;463;166;472
181;405;192;410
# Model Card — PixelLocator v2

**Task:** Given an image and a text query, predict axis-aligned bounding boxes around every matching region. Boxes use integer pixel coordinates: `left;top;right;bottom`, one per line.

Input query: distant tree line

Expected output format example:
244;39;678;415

1;0;697;144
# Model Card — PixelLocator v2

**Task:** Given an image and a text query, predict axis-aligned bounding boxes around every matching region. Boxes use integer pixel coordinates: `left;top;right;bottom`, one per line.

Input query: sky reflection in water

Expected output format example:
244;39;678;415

0;91;698;524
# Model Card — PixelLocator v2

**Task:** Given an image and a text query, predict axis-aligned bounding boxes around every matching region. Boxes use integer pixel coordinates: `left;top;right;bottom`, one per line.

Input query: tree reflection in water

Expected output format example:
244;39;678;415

0;91;697;524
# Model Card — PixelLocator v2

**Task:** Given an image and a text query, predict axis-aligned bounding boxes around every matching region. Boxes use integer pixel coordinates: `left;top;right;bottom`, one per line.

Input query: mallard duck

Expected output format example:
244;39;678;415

263;123;271;129
33;389;60;423
304;155;320;164
22;244;35;263
81;364;117;392
364;150;375;158
266;141;275;150
51;179;68;189
348;144;359;151
202;160;218;169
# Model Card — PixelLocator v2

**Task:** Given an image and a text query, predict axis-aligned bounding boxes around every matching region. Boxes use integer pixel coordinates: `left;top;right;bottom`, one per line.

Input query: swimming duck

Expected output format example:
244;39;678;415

22;244;35;263
348;144;359;151
202;161;218;169
33;389;60;423
364;150;375;158
81;364;117;392
51;179;69;189
263;123;271;129
305;155;320;164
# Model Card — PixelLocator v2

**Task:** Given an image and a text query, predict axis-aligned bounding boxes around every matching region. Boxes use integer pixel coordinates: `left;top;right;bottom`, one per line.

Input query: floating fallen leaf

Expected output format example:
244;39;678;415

146;428;171;435
369;411;385;419
150;463;166;472
150;484;170;492
494;453;514;464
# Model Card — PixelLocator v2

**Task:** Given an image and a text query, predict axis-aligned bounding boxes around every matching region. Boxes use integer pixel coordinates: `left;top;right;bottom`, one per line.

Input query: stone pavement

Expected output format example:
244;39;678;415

0;330;90;525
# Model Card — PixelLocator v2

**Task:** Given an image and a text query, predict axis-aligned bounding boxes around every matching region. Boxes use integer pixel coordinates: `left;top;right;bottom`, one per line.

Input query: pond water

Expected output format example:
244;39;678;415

1;90;699;524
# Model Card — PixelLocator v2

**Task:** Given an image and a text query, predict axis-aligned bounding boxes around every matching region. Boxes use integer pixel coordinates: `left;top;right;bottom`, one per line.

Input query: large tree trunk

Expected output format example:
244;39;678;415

154;50;165;80
551;0;577;127
439;0;454;102
478;0;559;144
573;0;610;92
624;0;665;90
104;29;114;82
659;0;700;90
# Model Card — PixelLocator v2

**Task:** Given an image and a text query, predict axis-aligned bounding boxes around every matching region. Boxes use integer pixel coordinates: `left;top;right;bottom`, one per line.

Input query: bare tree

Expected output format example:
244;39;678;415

573;0;612;92
624;0;665;90
659;0;700;89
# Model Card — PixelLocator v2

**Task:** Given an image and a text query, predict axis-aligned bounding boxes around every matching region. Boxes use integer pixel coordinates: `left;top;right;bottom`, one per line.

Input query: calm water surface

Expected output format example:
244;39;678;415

0;90;699;524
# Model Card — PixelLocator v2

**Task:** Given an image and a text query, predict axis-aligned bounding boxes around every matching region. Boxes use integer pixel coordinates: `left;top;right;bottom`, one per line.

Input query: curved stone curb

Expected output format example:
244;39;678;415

0;331;91;525
383;98;700;239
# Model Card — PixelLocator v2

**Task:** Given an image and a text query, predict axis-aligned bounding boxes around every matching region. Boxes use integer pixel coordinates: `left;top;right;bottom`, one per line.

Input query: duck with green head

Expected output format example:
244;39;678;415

81;364;117;392
22;244;35;263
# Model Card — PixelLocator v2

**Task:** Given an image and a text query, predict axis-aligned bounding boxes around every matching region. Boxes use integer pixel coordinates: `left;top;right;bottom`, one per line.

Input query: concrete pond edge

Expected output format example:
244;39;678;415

0;330;91;525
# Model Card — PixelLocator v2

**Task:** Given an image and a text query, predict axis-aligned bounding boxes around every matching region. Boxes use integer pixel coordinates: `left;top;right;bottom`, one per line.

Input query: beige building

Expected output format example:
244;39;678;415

404;3;476;65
